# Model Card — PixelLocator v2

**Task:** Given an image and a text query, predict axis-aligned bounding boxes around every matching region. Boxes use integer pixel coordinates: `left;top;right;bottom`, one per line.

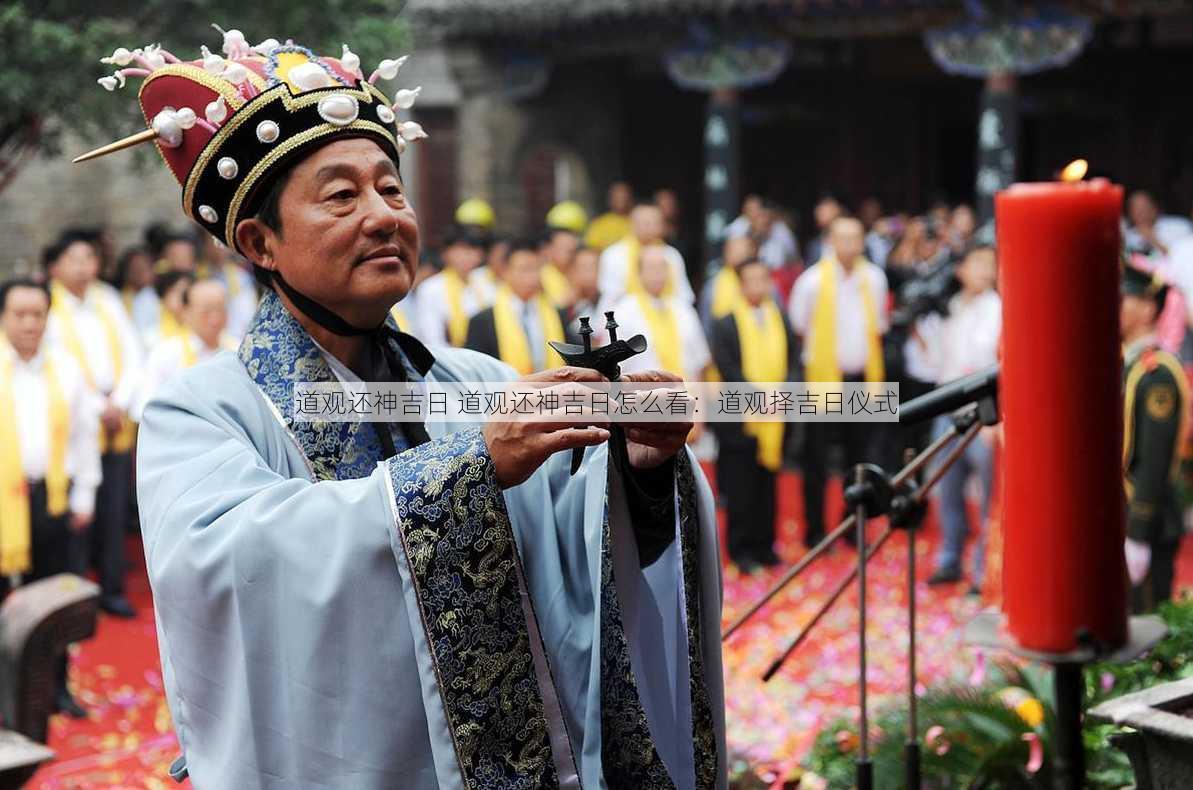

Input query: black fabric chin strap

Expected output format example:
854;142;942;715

271;271;382;337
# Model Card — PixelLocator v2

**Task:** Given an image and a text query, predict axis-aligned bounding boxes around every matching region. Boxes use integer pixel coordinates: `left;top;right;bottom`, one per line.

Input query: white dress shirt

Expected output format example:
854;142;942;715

411;269;482;348
612;293;711;382
46;282;144;411
930;290;1002;383
787;258;889;375
3;344;101;516
131;333;237;422
598;240;695;307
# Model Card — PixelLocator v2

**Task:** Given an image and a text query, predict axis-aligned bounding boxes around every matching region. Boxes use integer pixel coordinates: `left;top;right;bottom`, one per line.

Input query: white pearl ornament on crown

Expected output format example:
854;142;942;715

217;157;239;179
256;120;280;143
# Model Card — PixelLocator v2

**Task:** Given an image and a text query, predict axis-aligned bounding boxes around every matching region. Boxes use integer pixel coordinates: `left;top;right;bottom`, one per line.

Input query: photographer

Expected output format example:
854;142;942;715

882;218;955;469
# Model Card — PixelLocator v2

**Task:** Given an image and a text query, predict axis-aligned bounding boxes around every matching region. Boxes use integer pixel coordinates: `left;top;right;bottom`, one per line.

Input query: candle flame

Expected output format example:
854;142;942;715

1060;159;1088;183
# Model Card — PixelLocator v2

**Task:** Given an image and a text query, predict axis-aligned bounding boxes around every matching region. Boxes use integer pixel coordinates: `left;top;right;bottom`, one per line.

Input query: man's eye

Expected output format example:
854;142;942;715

328;190;356;201
382;185;403;196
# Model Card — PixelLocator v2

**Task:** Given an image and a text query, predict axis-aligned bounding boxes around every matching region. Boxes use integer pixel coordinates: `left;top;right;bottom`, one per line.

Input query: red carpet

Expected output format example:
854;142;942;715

27;469;1193;788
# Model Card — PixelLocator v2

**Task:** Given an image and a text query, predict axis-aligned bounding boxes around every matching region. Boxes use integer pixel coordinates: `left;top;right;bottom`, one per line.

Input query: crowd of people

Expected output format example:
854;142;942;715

3;179;1190;719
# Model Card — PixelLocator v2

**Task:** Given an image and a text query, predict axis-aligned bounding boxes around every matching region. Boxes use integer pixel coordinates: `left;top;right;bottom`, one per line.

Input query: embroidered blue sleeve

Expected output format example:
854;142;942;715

386;428;559;789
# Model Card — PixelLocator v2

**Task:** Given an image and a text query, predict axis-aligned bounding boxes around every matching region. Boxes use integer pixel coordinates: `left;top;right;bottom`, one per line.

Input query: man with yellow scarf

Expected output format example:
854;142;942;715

413;225;486;348
464;240;570;374
1;277;101;717
599;204;695;307
44;232;144;618
613;245;711;382
787;217;889;548
710;259;798;572
132;280;238;422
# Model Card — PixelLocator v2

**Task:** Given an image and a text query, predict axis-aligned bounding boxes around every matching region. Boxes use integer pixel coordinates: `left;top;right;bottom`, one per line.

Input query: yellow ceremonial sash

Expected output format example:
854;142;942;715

733;301;788;471
492;288;566;375
710;267;743;319
443;269;470;347
0;348;70;576
51;282;137;453
541;264;570;307
806;258;884;384
390;305;412;333
623;239;675;299
159;309;187;341
634;293;683;378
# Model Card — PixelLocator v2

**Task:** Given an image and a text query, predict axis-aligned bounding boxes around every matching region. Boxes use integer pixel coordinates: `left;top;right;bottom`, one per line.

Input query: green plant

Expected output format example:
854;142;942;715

804;596;1193;788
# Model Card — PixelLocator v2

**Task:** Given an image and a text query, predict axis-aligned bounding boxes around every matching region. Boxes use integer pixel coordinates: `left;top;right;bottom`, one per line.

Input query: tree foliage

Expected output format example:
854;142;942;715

0;0;411;190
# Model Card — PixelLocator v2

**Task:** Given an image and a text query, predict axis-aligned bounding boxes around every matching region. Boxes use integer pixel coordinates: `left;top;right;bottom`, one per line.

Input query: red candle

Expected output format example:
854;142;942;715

996;176;1126;654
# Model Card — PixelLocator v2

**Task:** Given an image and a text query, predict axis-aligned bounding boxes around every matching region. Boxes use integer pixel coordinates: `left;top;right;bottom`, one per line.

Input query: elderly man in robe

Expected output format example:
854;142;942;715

76;28;726;790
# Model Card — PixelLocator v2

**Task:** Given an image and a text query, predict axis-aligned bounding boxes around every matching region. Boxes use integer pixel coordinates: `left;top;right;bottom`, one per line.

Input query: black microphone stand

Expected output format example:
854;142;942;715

739;395;999;788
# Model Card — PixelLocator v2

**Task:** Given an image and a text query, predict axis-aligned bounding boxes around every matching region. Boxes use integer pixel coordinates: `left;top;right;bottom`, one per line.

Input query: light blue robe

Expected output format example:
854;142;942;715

136;292;727;789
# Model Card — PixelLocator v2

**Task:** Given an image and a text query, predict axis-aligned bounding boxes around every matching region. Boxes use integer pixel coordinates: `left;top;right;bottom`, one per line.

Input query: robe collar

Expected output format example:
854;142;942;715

238;289;434;481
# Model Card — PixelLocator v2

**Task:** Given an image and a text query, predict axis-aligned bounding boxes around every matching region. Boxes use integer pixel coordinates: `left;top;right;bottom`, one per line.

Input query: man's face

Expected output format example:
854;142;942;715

51;241;100;294
640;247;669;297
957;250;996;294
609;182;633;214
814;199;842;231
442;241;484;275
163;239;197;272
486;240;510;279
1121;293;1156;339
951;205;977;238
631;206;665;244
749;207;775;236
1;286;49;358
506;250;543;302
243;138;419;323
858;198;883;229
162;278;190;317
723;236;756;269
739;264;772;307
544;231;578;267
655;189;679;222
1128;192;1159;229
125;252;154;290
830;218;865;265
570;250;599;296
186;281;228;348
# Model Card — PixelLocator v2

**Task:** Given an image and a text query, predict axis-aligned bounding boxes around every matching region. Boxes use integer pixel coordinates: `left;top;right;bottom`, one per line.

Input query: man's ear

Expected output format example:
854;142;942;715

235;219;275;271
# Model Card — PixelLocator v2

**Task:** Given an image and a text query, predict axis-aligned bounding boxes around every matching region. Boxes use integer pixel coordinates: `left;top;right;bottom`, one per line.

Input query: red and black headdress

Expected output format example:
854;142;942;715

77;26;426;253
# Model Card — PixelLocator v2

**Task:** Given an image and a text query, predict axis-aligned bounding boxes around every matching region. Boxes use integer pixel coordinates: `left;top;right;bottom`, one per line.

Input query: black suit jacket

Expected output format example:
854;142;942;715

710;308;800;451
464;305;574;368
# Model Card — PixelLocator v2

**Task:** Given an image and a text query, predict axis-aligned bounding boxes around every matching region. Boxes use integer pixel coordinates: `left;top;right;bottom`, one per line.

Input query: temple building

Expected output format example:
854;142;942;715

402;0;1193;269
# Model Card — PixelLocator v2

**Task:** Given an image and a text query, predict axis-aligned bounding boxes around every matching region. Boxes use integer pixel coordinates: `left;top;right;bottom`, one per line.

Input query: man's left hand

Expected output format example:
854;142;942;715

620;370;693;469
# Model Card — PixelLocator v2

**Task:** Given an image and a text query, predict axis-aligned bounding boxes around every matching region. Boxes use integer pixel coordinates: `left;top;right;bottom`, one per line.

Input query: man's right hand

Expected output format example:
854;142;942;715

483;367;611;489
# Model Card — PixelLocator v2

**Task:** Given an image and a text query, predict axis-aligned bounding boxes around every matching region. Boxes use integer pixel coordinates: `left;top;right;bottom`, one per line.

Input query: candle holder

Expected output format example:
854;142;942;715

964;614;1166;790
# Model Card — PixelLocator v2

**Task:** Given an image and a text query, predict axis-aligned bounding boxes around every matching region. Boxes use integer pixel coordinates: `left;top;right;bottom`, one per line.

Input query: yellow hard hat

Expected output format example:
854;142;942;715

546;201;588;234
455;198;495;229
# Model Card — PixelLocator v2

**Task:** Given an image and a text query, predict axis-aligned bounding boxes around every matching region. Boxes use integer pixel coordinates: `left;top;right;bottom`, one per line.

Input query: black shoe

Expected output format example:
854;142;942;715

928;568;962;586
100;595;136;618
54;689;87;719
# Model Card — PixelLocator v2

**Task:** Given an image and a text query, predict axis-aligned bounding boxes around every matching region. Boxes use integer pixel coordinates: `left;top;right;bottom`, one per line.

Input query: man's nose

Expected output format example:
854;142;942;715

361;189;400;237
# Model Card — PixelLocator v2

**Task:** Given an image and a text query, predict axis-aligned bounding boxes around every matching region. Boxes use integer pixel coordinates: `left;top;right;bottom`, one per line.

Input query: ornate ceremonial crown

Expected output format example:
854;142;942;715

76;26;426;252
